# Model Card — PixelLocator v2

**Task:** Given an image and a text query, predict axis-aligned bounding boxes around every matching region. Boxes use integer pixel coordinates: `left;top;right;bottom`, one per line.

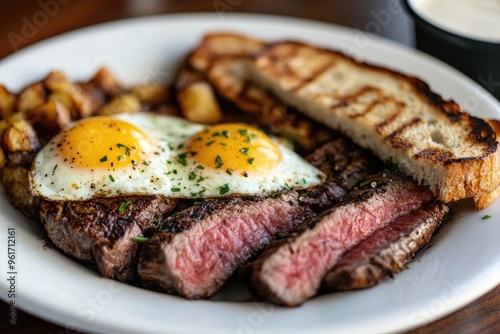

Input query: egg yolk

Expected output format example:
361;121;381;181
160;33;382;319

186;124;281;173
60;117;151;169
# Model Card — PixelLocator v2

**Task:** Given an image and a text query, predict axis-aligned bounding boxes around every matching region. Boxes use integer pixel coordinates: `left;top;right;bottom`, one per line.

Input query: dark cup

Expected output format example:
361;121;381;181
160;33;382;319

403;0;500;101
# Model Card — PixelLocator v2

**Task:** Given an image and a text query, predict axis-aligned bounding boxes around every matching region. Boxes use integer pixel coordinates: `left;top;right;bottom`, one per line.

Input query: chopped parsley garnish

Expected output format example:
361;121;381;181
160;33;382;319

171;187;181;192
117;156;124;161
244;134;258;143
142;161;149;166
167;142;174;150
482;215;492;220
194;201;202;206
196;165;204;169
225;169;232;175
206;140;215;146
177;153;188;166
197;176;206;182
277;232;287;239
188;171;197;180
247;157;254;164
359;180;372;187
191;188;206;197
173;169;178;174
109;174;115;182
100;155;108;162
284;183;291;191
238;129;248;136
239;148;249;155
212;131;221;137
177;143;184;149
118;200;131;212
117;143;131;156
221;130;230;138
302;178;307;184
219;183;230;195
215;155;223;169
131;236;148;243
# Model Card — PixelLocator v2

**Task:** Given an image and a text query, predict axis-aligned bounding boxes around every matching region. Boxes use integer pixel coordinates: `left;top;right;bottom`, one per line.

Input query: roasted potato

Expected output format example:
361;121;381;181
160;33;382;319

24;100;71;136
16;83;45;112
2;115;40;152
89;67;123;97
0;85;15;119
43;70;71;93
130;83;170;105
176;70;223;124
0;147;5;169
97;94;141;116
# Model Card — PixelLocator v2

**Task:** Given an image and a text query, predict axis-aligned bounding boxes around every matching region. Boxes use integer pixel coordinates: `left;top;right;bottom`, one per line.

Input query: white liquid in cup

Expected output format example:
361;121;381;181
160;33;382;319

410;0;500;43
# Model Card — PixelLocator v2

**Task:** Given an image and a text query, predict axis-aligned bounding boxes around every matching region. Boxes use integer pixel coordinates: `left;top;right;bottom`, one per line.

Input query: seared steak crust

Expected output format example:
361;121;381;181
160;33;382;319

137;137;381;299
306;137;381;190
322;201;448;290
40;195;177;281
138;192;316;299
248;171;434;306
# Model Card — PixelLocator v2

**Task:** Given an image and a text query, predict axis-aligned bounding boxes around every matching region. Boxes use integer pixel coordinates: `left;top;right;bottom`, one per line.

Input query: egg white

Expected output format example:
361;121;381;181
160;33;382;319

29;113;324;200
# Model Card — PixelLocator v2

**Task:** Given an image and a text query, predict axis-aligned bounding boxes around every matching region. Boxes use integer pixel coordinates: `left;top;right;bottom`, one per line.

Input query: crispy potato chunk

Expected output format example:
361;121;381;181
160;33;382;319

176;70;223;124
97;94;141;116
0;85;15;120
16;83;45;112
24;100;71;136
0;147;5;169
2;116;40;152
89;67;123;96
44;70;72;93
130;83;170;105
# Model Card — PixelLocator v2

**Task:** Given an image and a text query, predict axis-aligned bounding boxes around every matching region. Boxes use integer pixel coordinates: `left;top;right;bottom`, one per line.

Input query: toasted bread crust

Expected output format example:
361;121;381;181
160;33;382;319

249;41;500;203
188;34;335;151
474;119;500;209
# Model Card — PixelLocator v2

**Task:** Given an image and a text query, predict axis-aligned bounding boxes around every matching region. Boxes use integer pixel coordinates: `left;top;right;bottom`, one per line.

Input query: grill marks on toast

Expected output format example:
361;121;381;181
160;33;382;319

249;41;500;202
188;34;335;151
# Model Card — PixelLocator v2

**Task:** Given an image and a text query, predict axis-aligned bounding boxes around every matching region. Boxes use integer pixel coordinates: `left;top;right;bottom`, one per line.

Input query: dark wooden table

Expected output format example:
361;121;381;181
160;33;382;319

1;1;499;333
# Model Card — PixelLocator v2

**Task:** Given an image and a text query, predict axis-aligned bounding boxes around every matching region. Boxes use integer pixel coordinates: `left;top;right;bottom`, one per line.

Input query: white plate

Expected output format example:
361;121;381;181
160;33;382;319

0;13;499;334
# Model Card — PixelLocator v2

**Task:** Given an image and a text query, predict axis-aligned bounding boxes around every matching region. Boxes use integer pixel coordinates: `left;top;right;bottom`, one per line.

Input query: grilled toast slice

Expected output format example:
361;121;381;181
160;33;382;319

247;41;500;203
187;34;334;151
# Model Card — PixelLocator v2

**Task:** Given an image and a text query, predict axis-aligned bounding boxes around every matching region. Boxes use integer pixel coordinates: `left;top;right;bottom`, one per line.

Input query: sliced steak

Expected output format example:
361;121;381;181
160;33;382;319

322;201;448;291
298;137;382;212
138;192;316;299
248;171;434;306
306;137;381;190
137;137;380;299
40;195;177;281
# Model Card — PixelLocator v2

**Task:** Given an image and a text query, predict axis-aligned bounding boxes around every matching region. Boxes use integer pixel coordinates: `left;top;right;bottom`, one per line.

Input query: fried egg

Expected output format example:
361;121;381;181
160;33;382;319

29;113;324;200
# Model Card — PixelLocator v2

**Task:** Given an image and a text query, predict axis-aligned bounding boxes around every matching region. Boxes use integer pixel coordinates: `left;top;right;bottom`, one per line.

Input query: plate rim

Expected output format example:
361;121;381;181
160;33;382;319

0;12;499;334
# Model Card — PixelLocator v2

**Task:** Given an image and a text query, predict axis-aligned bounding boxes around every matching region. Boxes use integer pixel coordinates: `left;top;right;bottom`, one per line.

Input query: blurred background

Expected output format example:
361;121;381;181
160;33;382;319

0;0;415;59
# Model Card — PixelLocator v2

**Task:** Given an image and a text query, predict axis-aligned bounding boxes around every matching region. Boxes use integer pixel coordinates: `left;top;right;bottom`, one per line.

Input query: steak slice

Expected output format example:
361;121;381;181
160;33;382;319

138;192;317;299
306;137;381;191
322;201;448;290
248;171;434;306
40;195;177;281
137;137;380;299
